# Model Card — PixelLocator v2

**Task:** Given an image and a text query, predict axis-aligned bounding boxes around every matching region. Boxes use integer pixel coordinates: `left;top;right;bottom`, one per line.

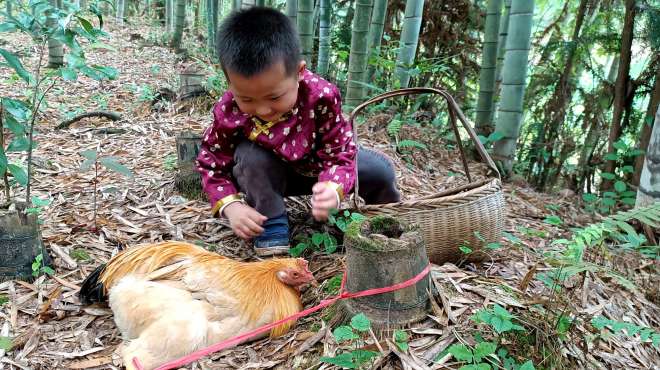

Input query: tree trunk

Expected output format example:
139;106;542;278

317;0;331;76
166;0;173;31
285;0;297;27
115;0;126;24
298;0;314;67
493;0;511;99
206;0;219;56
635;106;660;208
634;60;660;185
47;0;64;68
256;0;265;6
491;0;534;175
6;0;12;16
342;216;430;328
534;0;589;191
170;0;186;49
602;0;635;191
241;0;255;8
475;0;502;137
394;0;424;89
366;0;388;81
345;0;374;108
577;57;618;192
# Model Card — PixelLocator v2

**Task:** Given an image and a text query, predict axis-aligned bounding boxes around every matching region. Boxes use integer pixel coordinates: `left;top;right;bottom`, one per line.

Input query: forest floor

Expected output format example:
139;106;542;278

1;22;659;370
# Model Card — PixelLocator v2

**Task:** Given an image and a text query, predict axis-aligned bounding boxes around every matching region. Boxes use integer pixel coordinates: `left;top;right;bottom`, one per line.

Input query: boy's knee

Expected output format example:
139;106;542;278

357;148;400;204
233;141;277;176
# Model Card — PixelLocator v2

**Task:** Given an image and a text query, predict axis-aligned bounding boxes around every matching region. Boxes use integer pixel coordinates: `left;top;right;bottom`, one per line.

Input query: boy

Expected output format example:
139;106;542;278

196;7;400;256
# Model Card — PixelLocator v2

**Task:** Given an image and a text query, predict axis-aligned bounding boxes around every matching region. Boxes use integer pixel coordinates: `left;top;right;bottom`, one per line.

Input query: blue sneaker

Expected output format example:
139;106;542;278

254;213;290;256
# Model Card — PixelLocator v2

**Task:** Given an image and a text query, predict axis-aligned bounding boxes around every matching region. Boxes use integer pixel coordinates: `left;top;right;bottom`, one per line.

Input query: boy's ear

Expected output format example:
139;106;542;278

297;60;306;81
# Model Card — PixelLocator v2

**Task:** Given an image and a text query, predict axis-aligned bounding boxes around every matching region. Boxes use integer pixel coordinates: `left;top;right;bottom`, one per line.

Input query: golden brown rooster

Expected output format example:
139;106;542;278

78;241;315;370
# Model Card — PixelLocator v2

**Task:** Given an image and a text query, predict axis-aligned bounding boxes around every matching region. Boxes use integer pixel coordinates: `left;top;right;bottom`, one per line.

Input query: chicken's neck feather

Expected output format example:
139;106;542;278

203;258;304;337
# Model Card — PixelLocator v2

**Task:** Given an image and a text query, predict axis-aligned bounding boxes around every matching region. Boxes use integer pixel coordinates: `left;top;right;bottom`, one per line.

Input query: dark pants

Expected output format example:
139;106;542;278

232;141;401;218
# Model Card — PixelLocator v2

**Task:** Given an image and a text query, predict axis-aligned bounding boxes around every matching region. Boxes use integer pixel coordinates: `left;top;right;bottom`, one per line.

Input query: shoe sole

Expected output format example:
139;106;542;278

254;247;290;257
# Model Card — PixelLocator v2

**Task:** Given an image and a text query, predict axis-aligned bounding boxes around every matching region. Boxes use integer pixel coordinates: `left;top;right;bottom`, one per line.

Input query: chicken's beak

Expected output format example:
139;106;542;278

310;278;319;288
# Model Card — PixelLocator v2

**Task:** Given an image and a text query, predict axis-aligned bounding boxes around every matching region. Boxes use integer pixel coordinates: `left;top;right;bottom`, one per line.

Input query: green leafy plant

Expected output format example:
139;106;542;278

472;304;525;334
0;0;116;206
328;209;366;232
397;139;427;151
320;313;378;369
478;131;504;149
163;153;177;171
0;336;12;351
69;248;91;262
290;231;337;257
31;253;54;277
323;274;343;295
26;196;51;216
447;341;499;370
0;294;8;306
393;330;409;351
591;316;660;347
79;148;133;230
543;215;563;226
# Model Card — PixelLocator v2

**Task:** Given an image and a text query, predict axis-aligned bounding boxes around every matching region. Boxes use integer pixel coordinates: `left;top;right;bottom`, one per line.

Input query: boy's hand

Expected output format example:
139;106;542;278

223;202;267;240
311;182;339;221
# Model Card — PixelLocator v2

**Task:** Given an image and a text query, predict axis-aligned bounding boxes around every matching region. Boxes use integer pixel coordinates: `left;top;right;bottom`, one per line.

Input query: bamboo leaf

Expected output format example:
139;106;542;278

0;47;33;83
1;98;31;121
0;148;7;175
7;136;30;152
7;164;27;187
79;149;97;161
60;67;77;81
80;158;95;171
98;156;133;177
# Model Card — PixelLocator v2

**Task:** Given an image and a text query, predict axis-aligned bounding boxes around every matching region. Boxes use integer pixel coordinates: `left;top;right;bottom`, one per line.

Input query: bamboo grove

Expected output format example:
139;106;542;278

1;0;658;211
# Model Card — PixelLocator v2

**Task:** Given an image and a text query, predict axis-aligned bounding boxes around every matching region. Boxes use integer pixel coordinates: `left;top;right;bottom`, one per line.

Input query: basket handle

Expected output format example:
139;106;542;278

347;87;501;208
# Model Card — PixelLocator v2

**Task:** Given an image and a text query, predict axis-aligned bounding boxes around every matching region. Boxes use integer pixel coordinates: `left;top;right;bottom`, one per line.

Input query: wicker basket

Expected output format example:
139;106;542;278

348;88;506;265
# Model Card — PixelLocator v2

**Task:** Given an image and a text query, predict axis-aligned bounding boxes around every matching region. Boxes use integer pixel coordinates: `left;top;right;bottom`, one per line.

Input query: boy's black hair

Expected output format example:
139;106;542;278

216;7;301;78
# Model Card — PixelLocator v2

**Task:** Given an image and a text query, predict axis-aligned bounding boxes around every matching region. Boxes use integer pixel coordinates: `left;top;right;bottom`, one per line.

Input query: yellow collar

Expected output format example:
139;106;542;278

248;113;292;141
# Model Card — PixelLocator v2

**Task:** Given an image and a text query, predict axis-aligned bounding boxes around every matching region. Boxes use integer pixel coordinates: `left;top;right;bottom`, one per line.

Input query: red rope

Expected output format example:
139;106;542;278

134;264;431;370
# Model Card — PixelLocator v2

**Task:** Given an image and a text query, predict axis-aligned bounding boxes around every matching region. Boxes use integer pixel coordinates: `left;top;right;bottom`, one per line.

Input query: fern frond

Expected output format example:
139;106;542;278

397;139;427;150
387;118;403;137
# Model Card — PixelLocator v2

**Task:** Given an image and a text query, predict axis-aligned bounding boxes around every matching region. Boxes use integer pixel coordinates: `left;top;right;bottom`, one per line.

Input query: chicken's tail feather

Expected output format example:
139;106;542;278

78;263;108;304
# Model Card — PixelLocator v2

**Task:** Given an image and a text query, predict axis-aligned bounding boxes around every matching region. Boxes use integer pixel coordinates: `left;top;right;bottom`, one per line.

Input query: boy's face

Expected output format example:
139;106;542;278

227;60;305;122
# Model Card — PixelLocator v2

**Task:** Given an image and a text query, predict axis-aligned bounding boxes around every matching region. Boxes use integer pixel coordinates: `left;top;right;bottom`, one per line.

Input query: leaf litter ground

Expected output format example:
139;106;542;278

0;23;658;370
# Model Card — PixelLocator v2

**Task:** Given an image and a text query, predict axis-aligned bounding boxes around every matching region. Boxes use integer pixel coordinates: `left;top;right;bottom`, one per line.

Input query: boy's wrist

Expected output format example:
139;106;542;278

213;193;246;217
323;181;344;201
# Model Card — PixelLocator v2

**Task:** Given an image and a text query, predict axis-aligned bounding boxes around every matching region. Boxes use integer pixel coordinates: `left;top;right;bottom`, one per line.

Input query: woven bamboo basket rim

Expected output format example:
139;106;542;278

348;87;502;210
357;178;501;212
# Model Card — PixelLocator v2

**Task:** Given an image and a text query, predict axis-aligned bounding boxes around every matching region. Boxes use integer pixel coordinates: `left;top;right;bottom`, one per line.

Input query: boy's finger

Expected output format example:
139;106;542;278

311;200;332;211
246;207;267;224
312;182;325;194
312;208;329;221
244;219;264;234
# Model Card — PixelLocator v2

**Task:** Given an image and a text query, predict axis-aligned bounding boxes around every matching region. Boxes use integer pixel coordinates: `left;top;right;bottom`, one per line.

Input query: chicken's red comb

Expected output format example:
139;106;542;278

297;258;312;274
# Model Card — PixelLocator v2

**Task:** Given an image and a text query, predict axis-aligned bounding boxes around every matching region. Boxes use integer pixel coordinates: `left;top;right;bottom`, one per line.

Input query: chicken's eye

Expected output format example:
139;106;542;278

292;272;299;278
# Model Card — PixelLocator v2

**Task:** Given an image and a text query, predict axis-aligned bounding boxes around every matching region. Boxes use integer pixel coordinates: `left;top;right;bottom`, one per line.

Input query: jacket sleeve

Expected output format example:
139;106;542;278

196;93;243;215
314;84;357;199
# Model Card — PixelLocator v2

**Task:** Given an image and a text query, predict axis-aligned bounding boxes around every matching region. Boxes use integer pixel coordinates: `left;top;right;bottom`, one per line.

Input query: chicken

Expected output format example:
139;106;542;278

78;241;315;370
